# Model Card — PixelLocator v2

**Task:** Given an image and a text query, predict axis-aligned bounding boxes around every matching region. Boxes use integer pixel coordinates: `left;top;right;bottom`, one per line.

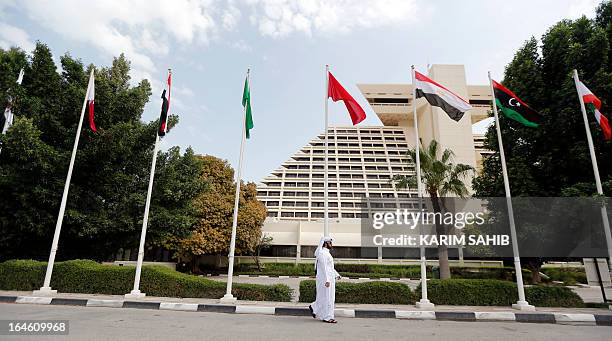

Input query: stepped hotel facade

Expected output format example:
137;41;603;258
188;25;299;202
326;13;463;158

256;65;493;261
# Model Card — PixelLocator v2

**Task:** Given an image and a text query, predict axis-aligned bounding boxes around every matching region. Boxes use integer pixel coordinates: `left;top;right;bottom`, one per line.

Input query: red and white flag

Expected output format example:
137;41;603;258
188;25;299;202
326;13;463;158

577;80;611;140
86;71;96;132
414;70;472;122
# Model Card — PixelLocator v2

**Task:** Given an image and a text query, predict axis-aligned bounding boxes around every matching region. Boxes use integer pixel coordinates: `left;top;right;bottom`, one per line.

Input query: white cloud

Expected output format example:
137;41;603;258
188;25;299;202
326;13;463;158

566;0;600;19
229;39;252;52
2;0;224;81
245;0;420;38
0;22;35;52
222;1;242;30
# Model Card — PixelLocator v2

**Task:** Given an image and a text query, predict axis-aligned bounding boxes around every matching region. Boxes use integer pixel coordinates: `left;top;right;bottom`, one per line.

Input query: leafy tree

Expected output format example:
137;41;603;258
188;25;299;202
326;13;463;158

393;139;474;279
166;155;267;270
0;42;204;261
473;1;612;281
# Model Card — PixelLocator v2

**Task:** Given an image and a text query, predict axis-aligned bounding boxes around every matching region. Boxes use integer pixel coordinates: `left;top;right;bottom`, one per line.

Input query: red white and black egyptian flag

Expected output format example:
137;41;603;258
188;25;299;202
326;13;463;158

414;70;473;122
158;71;172;136
86;70;96;132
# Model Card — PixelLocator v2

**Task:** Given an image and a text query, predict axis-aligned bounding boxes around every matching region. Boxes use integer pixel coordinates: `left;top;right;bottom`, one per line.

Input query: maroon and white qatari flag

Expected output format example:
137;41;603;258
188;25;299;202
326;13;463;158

158;71;172;136
414;70;472;122
86;71;96;132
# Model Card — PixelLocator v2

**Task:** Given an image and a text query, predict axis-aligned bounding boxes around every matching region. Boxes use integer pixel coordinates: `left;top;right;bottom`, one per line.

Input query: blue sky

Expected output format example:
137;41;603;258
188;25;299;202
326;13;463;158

0;0;602;182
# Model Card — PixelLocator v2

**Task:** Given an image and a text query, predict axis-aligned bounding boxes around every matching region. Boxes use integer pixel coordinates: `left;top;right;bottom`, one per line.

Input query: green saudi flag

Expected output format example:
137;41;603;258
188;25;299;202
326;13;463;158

242;76;254;139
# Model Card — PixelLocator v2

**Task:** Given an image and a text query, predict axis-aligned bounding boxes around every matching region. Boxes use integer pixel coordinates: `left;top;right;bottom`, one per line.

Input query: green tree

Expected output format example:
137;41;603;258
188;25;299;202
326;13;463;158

166;155;267;271
473;1;612;281
0;42;204;261
393;139;474;279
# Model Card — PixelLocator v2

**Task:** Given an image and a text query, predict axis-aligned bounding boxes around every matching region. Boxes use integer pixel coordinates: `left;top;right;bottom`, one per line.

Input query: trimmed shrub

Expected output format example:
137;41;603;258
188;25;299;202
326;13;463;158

298;280;415;304
0;259;292;301
418;279;584;307
237;262;428;278
525;285;584;307
541;267;587;285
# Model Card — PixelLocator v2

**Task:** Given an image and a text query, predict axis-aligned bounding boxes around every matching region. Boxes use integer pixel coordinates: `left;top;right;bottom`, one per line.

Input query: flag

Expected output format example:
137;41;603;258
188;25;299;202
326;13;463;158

158;71;171;136
577;80;611;140
492;80;542;128
86;71;96;132
414;70;472;121
327;72;366;125
242;75;254;139
1;68;24;134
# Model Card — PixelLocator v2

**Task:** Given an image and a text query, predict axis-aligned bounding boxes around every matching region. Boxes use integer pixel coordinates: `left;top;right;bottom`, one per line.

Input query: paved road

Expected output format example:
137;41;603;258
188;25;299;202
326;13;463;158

1;304;610;341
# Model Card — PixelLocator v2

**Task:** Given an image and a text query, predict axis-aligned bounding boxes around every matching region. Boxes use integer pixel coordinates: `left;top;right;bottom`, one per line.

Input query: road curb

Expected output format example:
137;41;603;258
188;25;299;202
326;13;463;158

2;295;611;326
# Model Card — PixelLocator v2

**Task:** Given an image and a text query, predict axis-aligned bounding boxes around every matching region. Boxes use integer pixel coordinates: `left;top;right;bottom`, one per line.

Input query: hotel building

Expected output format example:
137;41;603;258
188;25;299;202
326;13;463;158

255;65;493;260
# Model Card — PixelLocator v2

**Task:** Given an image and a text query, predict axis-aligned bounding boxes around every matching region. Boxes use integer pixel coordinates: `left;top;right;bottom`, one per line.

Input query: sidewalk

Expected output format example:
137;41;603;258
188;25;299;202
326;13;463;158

1;290;611;326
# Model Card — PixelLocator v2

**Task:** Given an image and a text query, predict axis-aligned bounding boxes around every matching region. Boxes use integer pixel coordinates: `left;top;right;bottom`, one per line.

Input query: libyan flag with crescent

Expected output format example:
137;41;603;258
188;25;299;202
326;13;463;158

492;80;542;128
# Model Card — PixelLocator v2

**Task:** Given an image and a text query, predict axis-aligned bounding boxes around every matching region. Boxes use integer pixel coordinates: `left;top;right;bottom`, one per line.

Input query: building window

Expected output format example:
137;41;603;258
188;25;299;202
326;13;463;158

281;212;294;217
267;212;277;217
312;212;324;218
295;212;308;218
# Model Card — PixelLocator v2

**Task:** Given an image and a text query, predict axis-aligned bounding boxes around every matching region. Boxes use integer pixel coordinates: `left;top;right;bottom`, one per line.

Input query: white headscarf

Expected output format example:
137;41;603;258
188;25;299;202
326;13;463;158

314;236;333;259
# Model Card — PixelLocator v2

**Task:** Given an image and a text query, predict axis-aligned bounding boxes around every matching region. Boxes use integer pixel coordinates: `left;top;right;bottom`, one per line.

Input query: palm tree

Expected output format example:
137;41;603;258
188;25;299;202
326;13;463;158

392;139;474;279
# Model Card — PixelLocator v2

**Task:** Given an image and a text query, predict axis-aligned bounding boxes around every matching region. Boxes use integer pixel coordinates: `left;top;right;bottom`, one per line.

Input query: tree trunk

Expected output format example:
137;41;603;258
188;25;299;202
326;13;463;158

430;193;451;279
524;258;543;284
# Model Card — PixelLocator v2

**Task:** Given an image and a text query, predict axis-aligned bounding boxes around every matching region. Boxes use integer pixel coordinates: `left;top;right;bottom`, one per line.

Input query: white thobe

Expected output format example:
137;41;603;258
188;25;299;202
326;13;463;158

311;248;339;321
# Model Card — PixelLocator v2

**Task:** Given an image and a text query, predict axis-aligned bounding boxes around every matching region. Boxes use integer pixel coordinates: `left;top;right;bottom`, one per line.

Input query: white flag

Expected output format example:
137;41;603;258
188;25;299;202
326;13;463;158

2;68;25;134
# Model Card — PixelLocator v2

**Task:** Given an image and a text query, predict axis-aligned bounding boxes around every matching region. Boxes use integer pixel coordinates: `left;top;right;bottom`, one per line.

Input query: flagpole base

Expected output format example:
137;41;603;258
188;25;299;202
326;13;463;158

512;301;535;311
32;287;57;296
416;299;435;309
220;294;237;304
124;290;146;299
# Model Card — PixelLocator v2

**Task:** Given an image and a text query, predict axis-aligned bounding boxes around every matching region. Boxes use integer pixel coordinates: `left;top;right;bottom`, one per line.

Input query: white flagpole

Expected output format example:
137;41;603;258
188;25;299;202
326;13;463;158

572;69;612;269
324;65;330;237
126;69;171;298
34;69;94;296
412;66;433;309
488;71;534;310
221;68;250;303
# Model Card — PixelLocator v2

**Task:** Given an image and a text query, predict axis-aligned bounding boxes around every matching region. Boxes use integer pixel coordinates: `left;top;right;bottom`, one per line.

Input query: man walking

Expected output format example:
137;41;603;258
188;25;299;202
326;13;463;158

309;236;340;323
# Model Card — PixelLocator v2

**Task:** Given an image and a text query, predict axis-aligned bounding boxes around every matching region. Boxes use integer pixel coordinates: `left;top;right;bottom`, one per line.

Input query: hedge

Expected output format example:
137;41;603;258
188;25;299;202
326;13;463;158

541;268;587;285
0;259;292;302
237;262;428;278
418;279;584;307
237;262;537;282
298;280;415;304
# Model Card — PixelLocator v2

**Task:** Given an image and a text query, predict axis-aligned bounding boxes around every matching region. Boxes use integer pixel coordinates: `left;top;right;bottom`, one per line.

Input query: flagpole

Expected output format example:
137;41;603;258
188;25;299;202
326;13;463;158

126;133;161;298
126;69;171;298
34;69;94;296
221;68;250;303
412;66;433;309
488;71;534;310
324;65;330;237
572;69;612;270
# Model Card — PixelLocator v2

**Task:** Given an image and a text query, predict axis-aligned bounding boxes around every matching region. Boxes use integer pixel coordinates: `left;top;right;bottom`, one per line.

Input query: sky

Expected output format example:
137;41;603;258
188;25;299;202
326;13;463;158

0;0;603;182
